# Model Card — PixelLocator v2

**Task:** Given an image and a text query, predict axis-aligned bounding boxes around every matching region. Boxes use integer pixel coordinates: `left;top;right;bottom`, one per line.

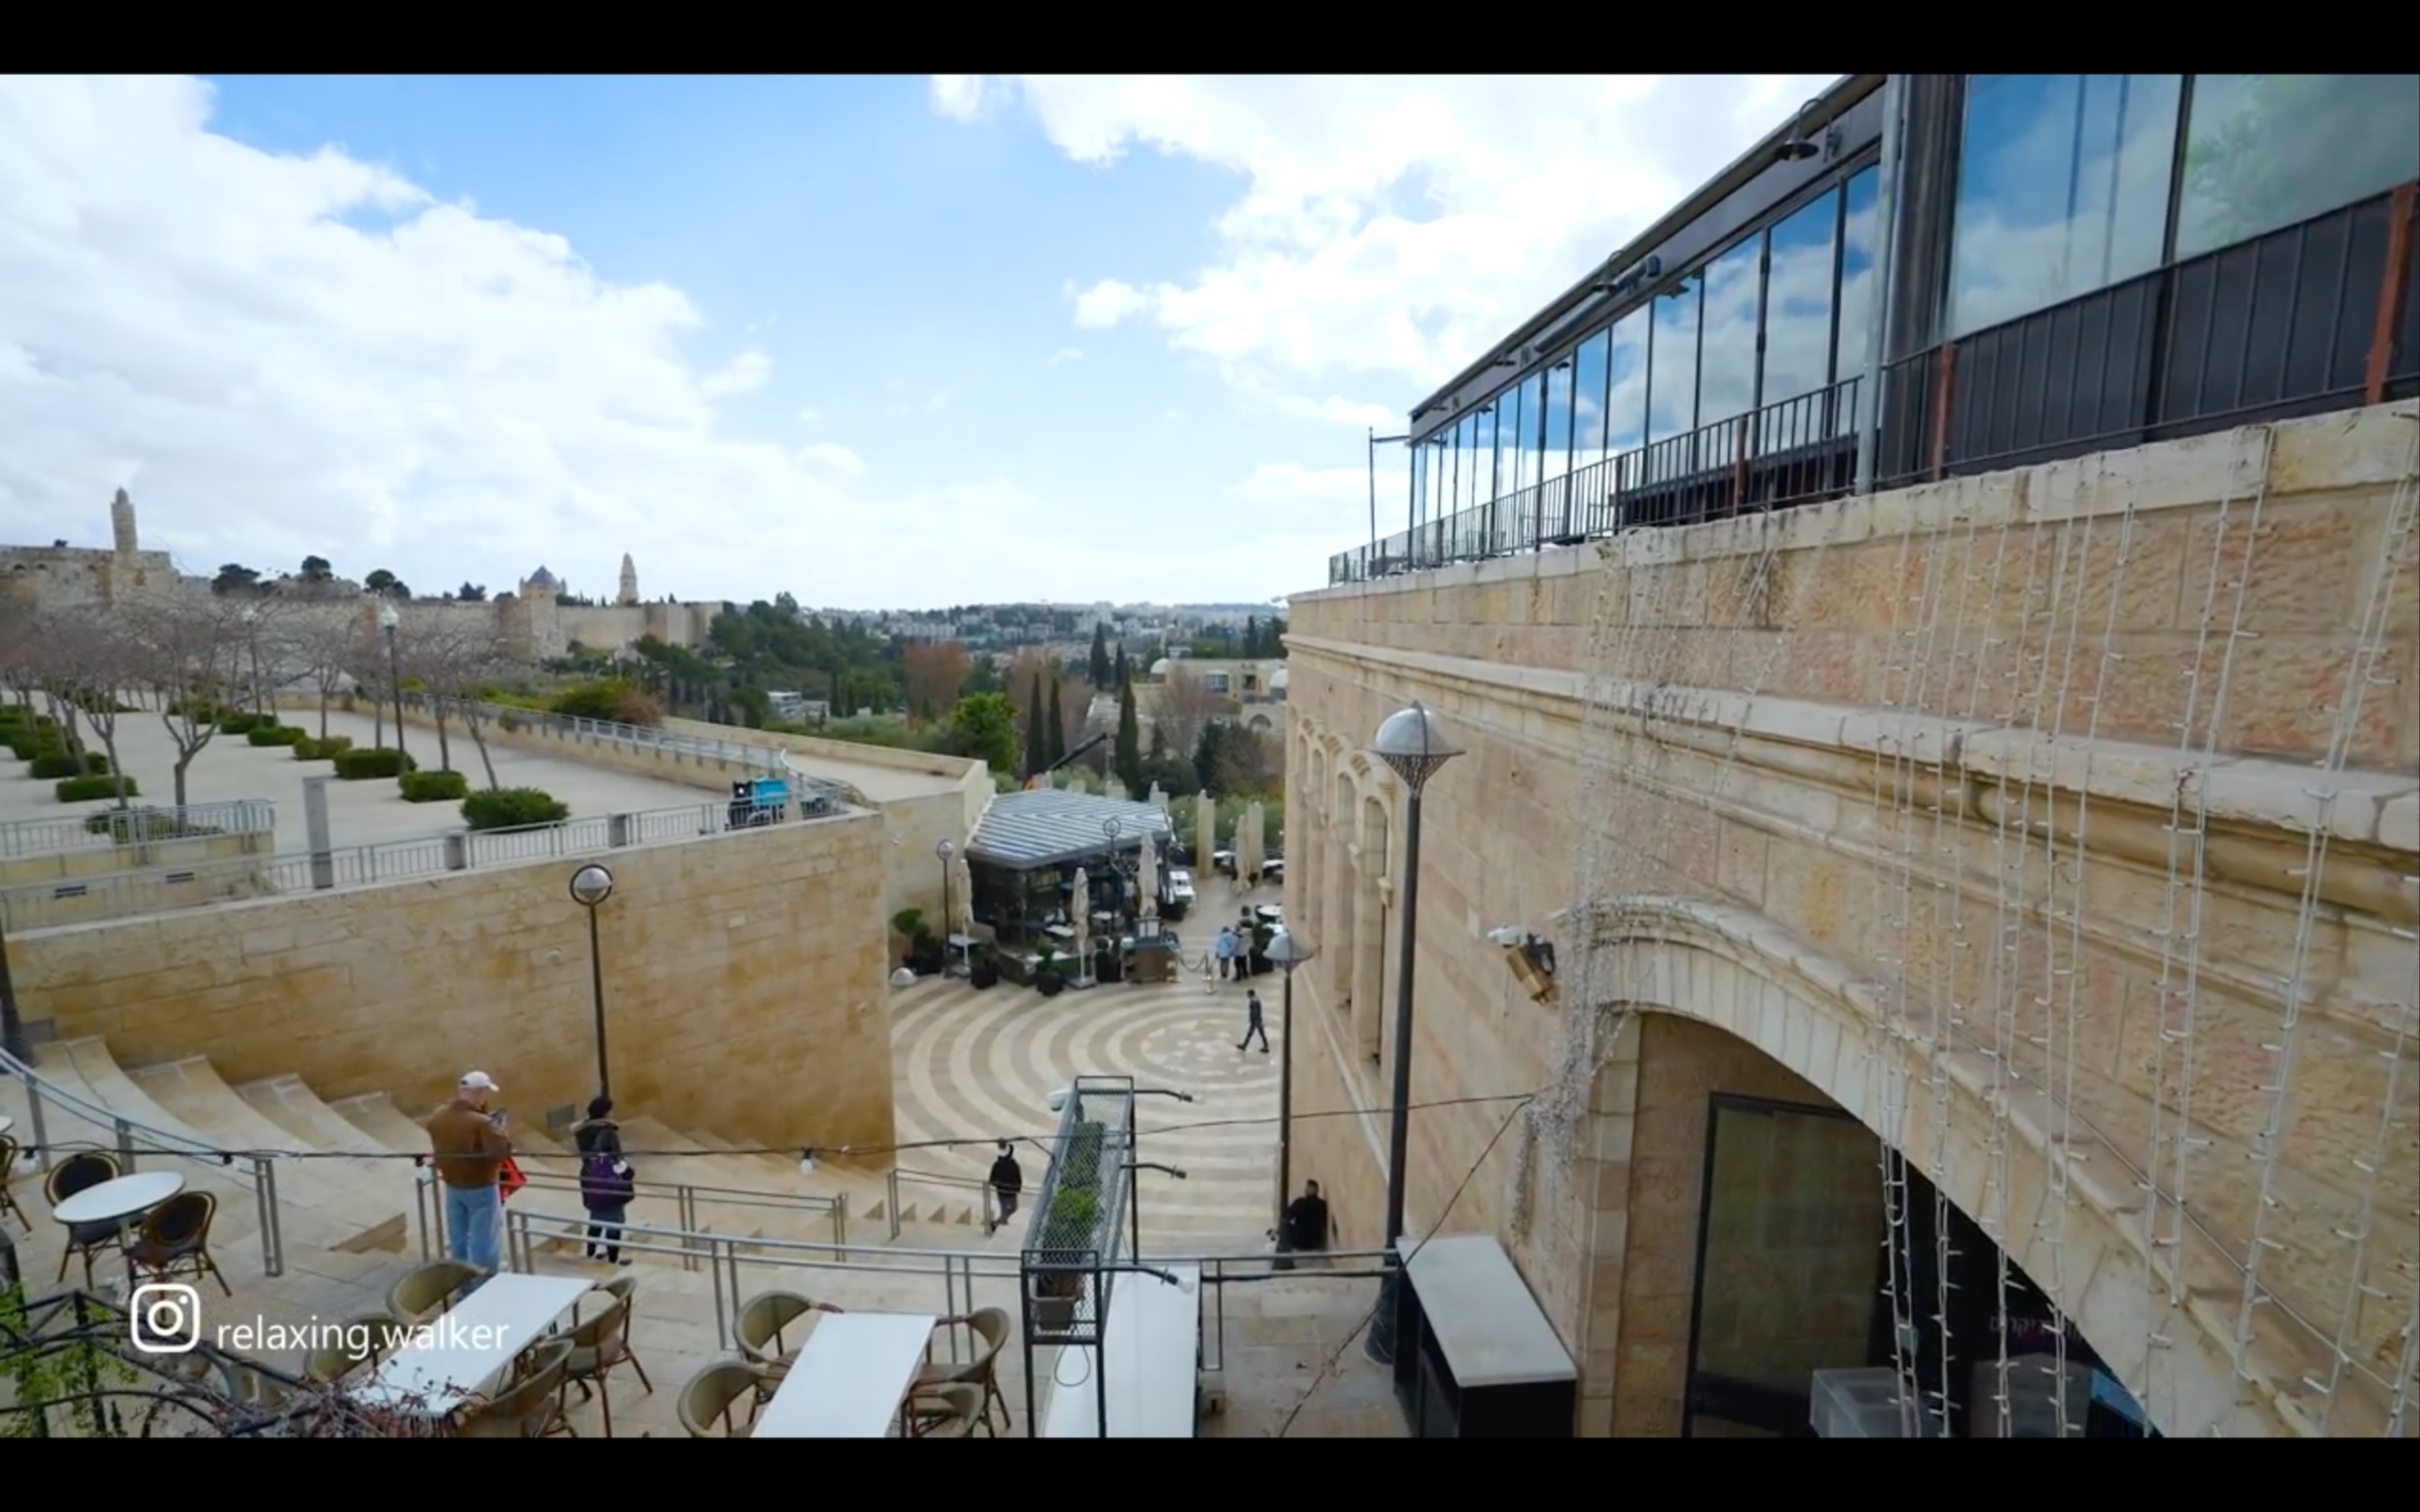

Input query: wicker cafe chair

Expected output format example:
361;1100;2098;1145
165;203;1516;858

905;1383;986;1438
303;1314;410;1385
677;1361;765;1438
0;1135;32;1230
386;1259;480;1325
126;1189;231;1297
455;1337;575;1438
910;1307;1012;1436
735;1290;844;1410
44;1150;123;1288
560;1293;654;1436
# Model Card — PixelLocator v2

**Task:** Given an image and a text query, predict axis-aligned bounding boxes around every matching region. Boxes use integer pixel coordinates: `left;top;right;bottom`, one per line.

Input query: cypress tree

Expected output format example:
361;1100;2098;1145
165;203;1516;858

1024;674;1047;779
1045;670;1066;767
1089;623;1112;688
1114;674;1144;795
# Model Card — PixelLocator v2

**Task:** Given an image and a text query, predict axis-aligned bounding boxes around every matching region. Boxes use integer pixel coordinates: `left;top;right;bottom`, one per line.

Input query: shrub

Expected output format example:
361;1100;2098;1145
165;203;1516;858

169;699;226;722
84;808;219;841
218;712;263;735
5;735;38;761
460;786;569;831
548;679;663;728
246;725;306;747
398;768;470;803
293;736;355;761
30;751;112;779
332;747;416;780
56;774;138;803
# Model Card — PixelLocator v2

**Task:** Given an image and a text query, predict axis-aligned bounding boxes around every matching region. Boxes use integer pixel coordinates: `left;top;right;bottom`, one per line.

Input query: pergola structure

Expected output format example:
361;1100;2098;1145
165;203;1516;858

963;789;1176;937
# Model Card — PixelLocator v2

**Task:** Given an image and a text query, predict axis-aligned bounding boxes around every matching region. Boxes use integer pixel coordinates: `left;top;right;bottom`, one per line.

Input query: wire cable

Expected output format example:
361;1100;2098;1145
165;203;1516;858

1272;1092;1532;1438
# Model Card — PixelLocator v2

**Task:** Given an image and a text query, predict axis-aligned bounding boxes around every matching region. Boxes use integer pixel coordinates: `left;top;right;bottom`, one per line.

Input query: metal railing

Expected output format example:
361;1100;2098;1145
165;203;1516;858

0;798;839;930
0;800;277;861
414;1165;846;1272
0;1047;286;1279
884;1164;999;1241
499;1199;1388;1383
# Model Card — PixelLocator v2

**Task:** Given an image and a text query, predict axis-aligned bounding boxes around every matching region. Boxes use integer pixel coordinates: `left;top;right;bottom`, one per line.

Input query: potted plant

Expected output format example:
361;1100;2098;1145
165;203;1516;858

1034;946;1067;997
890;909;937;973
968;941;1001;990
1028;1185;1097;1331
1092;936;1123;985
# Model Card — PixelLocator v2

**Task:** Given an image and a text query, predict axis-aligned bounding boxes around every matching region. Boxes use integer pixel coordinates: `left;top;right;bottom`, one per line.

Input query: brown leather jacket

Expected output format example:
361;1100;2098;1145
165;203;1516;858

426;1098;514;1189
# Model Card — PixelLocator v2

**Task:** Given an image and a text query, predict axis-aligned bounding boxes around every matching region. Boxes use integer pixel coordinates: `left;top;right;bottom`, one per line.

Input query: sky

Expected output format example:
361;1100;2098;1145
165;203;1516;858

0;74;1837;611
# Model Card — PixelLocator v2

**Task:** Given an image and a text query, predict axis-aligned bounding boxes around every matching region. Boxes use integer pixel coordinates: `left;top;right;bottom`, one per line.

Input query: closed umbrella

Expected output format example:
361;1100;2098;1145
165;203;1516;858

1070;866;1091;977
1194;791;1217;868
1240;800;1265;883
953;854;976;936
1136;829;1160;932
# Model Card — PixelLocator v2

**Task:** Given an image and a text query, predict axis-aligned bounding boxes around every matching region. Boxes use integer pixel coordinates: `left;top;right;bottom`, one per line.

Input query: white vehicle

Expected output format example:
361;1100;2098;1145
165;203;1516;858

1163;868;1197;919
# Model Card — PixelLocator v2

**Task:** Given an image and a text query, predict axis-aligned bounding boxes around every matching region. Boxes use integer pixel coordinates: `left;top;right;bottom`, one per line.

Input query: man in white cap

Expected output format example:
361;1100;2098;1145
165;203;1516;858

425;1071;514;1288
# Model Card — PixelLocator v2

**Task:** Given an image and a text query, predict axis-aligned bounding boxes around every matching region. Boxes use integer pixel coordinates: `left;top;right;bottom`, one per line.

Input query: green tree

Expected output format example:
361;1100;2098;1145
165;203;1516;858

1242;615;1261;657
1194;721;1228;793
1089;623;1112;687
946;692;1017;774
1023;675;1048;779
1114;674;1144;795
211;563;261;595
299;554;334;582
456;582;488;601
1113;646;1130;688
1044;669;1066;768
364;568;408;599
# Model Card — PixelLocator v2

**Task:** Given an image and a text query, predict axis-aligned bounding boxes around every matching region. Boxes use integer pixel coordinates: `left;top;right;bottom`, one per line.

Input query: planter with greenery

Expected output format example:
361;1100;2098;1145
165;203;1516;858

293;736;354;761
82;808;221;843
1033;945;1070;996
245;725;306;748
889;909;945;975
55;774;138;804
1025;1117;1113;1337
460;787;568;832
28;751;109;780
332;747;415;781
398;768;470;803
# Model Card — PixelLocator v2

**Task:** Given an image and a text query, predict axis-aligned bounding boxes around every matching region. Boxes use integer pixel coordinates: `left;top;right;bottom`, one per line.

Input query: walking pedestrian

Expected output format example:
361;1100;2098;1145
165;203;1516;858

1237;988;1269;1053
989;1141;1024;1234
1214;925;1237;982
425;1070;512;1296
575;1095;636;1266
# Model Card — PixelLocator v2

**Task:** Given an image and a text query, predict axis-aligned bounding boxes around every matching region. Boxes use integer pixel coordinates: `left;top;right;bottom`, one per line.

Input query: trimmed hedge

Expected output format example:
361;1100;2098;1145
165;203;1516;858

333;747;417;780
57;774;138;803
461;786;568;831
398;768;470;803
219;712;269;735
293;736;355;761
6;733;51;761
246;725;307;747
29;751;111;779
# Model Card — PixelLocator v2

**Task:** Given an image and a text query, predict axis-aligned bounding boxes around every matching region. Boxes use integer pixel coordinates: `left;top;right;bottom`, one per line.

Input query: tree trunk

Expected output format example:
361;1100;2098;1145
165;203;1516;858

95;729;130;808
464;716;502;790
374;699;386;748
173;752;192;808
434;701;454;771
318;688;331;740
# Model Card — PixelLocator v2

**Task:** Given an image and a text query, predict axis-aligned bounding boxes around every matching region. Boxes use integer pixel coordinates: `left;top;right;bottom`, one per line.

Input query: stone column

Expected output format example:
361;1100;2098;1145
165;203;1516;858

1351;858;1386;1066
1326;836;1357;1012
303;776;335;890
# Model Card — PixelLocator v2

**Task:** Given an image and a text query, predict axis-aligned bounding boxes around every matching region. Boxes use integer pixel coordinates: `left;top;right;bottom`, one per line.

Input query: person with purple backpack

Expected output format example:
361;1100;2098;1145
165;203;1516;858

575;1095;637;1265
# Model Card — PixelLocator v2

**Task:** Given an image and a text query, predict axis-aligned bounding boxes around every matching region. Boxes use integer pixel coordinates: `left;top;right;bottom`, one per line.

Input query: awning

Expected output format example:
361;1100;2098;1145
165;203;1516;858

967;788;1176;873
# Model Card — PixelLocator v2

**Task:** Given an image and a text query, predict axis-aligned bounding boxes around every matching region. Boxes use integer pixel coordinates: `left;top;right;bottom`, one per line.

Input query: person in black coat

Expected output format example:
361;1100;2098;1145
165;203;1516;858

989;1141;1024;1232
575;1096;635;1264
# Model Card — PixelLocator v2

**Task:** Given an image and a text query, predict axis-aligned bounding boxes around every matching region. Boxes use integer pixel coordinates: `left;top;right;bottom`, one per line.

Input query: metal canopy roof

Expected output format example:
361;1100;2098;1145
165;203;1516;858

968;789;1174;872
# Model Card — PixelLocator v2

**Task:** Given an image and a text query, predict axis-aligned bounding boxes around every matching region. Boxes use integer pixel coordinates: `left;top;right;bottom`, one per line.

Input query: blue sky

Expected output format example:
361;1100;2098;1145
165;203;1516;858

0;75;1834;608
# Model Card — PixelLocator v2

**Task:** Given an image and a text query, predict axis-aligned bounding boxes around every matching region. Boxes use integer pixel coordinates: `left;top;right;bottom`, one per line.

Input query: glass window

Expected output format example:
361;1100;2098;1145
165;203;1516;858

1698;236;1762;430
1947;74;2183;336
1467;406;1493;511
1510;373;1543;495
1606;306;1649;460
1759;187;1841;450
1491;383;1522;503
2176;75;2420;259
1409;441;1427;530
1572;326;1612;474
1541;358;1574;483
1832;166;1879;438
1429;433;1450;523
1648;277;1700;446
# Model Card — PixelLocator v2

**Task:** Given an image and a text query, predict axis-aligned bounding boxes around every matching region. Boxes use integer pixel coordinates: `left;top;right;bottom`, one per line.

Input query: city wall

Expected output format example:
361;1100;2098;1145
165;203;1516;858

1282;402;2420;1436
8;813;895;1153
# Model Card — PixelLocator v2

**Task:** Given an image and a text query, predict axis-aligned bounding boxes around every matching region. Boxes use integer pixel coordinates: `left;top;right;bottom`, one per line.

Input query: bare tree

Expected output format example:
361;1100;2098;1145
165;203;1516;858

46;607;142;808
277;607;358;740
1151;664;1235;768
124;597;247;808
1213;721;1280;797
402;616;513;779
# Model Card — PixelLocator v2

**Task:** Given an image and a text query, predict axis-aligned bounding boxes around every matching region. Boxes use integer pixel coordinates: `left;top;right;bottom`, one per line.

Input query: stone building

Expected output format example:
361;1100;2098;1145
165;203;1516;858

1284;72;2417;1438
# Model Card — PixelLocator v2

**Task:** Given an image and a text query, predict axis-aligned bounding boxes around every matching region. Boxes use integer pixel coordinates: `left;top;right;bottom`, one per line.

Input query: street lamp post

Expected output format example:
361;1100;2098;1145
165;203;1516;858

569;864;615;1099
936;838;958;975
1264;928;1317;1236
378;601;407;761
1366;701;1461;1364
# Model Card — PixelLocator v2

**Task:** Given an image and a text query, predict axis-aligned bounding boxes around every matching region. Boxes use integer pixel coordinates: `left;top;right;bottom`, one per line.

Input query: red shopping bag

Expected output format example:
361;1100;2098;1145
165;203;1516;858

498;1156;527;1201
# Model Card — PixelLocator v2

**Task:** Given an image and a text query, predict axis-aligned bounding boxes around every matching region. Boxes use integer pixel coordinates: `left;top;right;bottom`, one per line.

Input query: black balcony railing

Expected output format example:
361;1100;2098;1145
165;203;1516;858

1331;182;2419;587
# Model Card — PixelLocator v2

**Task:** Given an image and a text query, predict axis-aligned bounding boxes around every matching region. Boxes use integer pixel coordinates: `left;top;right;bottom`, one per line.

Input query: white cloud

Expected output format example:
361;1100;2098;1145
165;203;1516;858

794;442;865;479
1047;347;1082;366
701;350;772;397
0;76;1066;607
1228;461;1407;508
797;406;824;423
947;75;1841;425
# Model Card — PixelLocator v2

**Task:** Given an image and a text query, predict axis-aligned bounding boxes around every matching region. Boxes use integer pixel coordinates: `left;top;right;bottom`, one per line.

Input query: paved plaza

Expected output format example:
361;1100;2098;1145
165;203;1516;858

0;706;715;856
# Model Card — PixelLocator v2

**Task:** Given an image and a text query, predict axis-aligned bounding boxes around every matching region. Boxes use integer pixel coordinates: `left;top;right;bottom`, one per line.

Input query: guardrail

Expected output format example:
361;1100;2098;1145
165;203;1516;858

885;1164;999;1241
499;1200;1388;1386
414;1164;847;1271
0;1047;287;1280
0;800;277;860
0;798;839;931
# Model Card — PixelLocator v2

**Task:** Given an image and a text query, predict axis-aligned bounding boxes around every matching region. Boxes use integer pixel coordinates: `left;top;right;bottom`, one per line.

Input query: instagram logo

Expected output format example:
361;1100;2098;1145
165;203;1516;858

129;1283;203;1354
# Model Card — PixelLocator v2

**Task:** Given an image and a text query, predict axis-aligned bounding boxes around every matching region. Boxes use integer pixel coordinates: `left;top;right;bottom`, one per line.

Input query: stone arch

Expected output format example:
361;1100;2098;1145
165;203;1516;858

1552;896;2262;1439
1323;768;1359;1016
1352;793;1393;1066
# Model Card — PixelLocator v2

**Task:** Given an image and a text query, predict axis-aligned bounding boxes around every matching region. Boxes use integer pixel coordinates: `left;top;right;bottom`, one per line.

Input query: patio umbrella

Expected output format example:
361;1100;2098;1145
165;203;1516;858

1240;800;1265;882
1194;791;1217;867
953;853;976;936
1070;866;1091;969
1136;829;1160;932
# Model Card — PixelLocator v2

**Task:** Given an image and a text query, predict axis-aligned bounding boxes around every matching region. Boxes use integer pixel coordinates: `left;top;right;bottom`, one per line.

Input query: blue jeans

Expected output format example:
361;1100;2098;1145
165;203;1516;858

444;1181;502;1283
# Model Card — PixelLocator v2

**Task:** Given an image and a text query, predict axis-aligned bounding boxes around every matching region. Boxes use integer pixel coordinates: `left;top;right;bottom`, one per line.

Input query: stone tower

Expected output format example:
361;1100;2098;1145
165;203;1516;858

109;488;137;555
618;552;639;607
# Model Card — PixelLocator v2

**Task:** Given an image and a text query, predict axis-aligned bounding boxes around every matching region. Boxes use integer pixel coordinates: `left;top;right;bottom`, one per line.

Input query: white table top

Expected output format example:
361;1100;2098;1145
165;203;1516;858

1042;1266;1201;1438
753;1312;936;1438
53;1170;185;1226
351;1273;592;1416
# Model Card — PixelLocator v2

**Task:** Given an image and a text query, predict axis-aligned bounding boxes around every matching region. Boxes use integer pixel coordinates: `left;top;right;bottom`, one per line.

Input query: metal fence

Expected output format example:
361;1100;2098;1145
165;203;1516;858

0;800;277;860
401;693;857;811
0;798;842;931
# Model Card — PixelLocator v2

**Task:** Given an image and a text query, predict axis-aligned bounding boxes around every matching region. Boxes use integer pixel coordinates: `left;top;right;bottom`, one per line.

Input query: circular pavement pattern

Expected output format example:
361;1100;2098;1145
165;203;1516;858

888;963;1285;1250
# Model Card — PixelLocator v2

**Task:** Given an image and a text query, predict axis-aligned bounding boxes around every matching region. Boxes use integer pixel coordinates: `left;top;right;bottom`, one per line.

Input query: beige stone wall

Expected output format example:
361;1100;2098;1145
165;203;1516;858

1280;402;2420;1437
9;814;895;1154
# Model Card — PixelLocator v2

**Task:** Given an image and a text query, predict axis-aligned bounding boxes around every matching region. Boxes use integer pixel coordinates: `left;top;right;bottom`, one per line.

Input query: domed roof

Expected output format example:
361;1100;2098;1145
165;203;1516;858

1149;657;1171;678
524;566;559;589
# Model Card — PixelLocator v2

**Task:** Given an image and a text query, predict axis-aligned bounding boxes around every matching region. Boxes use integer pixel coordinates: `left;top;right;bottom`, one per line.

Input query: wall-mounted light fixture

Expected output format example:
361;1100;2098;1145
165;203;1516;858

1773;97;1825;162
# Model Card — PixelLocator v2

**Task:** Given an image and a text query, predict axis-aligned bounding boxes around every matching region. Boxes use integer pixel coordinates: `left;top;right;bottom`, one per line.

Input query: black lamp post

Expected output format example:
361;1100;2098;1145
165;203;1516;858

1263;927;1316;1236
378;601;407;760
936;838;958;975
1366;701;1461;1364
569;863;615;1099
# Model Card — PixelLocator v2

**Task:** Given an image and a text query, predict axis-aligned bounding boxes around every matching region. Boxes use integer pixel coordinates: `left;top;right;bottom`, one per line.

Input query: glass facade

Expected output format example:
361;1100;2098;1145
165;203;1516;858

1380;71;2416;580
2175;75;2420;259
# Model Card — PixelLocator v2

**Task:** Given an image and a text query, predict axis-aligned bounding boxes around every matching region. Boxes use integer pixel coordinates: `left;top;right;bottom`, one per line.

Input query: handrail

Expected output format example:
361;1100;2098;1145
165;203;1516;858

415;1164;848;1272
0;1044;286;1278
0;799;277;861
883;1164;998;1241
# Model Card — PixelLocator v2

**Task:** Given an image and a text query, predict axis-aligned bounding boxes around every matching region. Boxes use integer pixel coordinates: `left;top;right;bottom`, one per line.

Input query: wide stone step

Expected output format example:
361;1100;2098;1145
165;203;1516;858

236;1075;391;1157
326;1091;436;1156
